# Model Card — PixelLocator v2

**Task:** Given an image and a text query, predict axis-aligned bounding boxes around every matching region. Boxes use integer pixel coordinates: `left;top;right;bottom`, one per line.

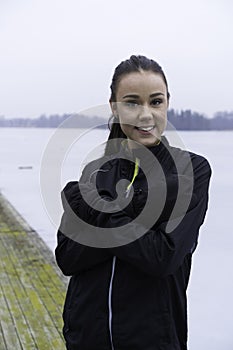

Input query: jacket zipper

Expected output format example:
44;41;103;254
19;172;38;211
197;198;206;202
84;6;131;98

108;256;116;350
108;158;138;348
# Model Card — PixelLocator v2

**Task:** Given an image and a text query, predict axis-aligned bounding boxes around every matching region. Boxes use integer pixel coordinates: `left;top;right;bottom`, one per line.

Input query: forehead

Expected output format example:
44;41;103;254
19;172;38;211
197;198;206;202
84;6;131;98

116;71;167;98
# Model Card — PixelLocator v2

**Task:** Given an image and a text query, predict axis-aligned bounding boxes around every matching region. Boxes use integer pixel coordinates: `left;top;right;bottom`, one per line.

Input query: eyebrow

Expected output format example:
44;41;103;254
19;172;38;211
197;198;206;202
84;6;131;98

122;92;165;99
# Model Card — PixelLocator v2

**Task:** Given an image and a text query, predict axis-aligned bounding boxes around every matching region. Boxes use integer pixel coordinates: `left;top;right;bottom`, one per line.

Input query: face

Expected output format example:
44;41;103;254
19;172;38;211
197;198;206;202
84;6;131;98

111;70;169;148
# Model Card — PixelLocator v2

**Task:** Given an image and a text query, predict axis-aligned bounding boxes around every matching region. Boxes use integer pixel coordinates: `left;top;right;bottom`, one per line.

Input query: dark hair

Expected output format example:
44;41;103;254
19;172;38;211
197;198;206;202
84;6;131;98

105;55;170;155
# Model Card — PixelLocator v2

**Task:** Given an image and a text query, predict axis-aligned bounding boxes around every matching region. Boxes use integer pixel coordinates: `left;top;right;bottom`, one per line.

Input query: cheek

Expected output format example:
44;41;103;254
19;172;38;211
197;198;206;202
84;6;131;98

161;113;167;126
118;109;138;128
158;110;167;124
154;112;167;134
161;118;167;134
116;103;140;126
118;111;137;127
119;123;134;137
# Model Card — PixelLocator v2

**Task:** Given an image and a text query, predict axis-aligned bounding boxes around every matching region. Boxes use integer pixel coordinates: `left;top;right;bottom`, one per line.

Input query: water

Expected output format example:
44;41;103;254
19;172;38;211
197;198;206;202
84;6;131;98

0;127;109;250
0;127;232;349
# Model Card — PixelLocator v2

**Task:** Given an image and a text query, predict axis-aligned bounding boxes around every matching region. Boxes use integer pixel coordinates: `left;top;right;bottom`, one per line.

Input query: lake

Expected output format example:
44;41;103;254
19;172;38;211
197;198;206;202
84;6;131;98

0;127;232;349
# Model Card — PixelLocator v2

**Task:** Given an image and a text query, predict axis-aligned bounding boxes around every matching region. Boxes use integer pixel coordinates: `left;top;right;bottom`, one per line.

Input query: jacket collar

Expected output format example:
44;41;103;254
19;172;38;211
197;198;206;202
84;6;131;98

112;136;171;174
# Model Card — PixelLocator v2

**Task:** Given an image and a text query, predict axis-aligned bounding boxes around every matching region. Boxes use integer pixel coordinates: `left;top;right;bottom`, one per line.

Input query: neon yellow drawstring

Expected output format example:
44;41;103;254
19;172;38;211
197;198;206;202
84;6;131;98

126;157;140;196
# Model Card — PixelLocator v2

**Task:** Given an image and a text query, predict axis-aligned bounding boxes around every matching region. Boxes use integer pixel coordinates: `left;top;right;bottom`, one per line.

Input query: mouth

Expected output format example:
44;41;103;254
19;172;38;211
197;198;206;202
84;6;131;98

135;125;155;132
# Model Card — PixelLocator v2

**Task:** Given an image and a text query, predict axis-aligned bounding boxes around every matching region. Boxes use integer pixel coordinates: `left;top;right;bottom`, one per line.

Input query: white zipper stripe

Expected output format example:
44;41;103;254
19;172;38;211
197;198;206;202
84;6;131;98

108;256;116;350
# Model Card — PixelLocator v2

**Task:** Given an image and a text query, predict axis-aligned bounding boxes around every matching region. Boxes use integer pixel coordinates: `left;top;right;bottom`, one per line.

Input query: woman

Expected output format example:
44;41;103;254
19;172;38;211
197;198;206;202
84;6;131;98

55;55;211;350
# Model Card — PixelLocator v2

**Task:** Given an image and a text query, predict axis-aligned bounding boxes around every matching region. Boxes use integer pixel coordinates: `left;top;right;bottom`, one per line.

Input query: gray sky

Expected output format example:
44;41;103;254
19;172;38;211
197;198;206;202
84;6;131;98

0;0;232;119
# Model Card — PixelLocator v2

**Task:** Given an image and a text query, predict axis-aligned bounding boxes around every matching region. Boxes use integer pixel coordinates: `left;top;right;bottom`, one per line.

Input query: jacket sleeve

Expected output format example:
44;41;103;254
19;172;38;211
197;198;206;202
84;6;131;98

55;176;113;277
107;156;211;277
55;227;112;276
56;156;211;277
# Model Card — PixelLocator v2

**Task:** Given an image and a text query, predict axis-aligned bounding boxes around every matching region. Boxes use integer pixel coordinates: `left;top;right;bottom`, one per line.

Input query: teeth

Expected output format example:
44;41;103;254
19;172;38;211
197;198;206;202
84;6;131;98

137;126;154;131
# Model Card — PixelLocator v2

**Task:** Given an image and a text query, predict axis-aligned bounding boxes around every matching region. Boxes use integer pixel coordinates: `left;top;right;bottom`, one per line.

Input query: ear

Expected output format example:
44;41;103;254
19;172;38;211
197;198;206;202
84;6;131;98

109;101;117;116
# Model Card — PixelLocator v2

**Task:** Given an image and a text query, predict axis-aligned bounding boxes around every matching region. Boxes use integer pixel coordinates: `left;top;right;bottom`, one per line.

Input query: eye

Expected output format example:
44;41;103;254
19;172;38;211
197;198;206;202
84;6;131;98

151;98;163;106
124;101;139;108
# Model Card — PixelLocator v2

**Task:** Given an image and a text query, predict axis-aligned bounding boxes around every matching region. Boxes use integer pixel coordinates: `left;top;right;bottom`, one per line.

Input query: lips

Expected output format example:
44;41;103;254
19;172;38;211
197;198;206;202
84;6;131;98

135;125;155;132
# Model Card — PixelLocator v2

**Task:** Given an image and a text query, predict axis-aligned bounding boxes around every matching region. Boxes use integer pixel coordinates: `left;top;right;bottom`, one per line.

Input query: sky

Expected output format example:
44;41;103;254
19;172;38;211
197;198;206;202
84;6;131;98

0;0;232;119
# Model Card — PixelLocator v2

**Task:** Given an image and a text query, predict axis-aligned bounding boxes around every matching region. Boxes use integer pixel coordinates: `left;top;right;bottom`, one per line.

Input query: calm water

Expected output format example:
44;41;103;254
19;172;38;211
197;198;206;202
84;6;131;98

0;127;232;349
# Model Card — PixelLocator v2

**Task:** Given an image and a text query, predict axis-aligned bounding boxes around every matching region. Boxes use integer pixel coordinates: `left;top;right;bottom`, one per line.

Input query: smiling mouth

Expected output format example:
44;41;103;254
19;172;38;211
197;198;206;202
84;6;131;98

135;125;155;132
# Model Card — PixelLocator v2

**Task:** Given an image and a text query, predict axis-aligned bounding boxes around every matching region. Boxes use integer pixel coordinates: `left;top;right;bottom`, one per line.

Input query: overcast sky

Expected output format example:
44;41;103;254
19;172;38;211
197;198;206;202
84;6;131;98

0;0;232;119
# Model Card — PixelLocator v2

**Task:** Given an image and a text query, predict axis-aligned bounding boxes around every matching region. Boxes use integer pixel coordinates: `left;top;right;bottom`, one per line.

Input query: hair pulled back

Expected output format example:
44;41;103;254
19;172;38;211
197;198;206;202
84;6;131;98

106;55;170;155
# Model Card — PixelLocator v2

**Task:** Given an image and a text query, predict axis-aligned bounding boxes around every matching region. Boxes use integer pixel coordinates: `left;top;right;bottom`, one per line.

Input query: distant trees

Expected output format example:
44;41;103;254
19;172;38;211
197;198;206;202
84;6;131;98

0;113;106;128
167;109;211;130
167;109;233;130
0;114;57;128
0;110;233;130
208;111;233;130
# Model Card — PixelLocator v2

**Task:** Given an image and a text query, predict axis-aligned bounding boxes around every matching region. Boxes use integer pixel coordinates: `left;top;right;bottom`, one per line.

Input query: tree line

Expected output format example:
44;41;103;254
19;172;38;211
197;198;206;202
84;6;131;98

0;110;233;130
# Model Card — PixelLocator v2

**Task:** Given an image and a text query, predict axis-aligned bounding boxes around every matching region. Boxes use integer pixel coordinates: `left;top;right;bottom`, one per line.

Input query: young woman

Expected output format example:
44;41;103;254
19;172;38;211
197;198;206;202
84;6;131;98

55;55;211;350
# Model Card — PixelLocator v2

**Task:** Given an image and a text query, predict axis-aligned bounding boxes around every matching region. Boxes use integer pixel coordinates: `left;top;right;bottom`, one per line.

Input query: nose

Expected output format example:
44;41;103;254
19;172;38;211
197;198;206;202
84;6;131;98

138;105;153;122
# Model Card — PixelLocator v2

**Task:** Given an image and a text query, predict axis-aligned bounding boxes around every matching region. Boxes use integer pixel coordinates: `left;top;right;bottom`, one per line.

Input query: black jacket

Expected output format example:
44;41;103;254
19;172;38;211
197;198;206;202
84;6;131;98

55;137;211;350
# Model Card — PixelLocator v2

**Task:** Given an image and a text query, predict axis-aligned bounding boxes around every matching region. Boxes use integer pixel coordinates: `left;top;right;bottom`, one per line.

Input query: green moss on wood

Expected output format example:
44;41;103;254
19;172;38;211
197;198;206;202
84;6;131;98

0;193;68;349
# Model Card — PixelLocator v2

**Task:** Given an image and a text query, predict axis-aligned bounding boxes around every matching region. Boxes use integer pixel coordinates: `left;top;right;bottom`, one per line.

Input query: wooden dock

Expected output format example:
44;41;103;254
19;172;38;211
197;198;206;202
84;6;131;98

0;193;68;349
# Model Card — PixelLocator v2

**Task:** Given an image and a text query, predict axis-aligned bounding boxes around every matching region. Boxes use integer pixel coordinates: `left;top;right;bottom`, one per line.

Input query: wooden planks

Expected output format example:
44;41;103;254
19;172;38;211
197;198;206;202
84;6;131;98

0;194;68;350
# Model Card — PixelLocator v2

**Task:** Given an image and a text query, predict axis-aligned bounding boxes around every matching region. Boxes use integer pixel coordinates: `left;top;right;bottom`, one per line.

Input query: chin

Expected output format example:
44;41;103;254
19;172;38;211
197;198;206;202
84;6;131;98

137;136;161;147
